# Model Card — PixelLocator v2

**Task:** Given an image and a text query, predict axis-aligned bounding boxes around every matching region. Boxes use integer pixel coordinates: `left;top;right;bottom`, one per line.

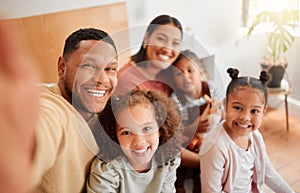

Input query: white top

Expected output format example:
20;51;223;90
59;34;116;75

225;133;255;193
87;156;181;193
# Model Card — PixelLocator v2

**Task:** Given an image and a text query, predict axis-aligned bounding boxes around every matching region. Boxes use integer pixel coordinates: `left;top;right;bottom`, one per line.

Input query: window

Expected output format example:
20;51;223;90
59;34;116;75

242;0;299;27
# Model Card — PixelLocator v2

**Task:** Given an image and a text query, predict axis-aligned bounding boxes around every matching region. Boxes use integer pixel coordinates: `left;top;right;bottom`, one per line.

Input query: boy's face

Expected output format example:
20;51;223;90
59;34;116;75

58;40;118;121
224;87;266;137
172;57;204;98
116;104;160;172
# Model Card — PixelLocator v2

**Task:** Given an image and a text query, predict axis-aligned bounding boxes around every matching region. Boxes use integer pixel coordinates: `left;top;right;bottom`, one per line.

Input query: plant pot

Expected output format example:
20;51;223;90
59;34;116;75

260;63;286;88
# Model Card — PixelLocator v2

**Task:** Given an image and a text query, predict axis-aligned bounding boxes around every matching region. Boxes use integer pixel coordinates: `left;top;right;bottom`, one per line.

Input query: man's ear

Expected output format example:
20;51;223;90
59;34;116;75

57;56;66;78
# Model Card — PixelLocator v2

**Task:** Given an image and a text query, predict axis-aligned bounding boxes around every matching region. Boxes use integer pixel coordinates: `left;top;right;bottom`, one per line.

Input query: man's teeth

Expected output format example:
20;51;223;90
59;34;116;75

133;148;148;153
87;89;105;97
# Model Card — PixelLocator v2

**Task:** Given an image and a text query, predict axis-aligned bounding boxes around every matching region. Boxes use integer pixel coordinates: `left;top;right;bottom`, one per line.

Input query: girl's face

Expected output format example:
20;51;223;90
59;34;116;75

116;104;160;172
172;57;204;98
225;87;266;137
144;23;181;70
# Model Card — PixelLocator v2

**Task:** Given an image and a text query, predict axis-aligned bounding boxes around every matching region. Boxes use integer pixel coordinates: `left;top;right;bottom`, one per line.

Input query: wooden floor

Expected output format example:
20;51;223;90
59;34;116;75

260;108;300;192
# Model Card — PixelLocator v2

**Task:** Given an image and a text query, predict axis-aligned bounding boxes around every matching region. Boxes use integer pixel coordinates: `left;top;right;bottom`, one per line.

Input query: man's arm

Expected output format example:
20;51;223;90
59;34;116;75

0;20;39;193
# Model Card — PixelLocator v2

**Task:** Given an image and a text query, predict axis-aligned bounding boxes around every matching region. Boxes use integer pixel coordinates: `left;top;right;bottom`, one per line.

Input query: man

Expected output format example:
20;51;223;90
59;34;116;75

31;28;118;193
0;22;119;193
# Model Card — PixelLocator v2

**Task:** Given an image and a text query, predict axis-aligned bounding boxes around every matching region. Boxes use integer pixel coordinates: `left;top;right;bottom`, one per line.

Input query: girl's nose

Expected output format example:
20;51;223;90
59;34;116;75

239;111;251;121
132;134;146;147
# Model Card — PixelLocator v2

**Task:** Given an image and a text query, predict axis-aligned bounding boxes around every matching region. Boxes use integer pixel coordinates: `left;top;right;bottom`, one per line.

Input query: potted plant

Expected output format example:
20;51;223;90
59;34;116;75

246;8;299;88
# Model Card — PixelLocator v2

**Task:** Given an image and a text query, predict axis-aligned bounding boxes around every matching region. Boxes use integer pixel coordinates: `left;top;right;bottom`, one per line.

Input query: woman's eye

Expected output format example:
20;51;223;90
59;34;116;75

156;36;166;42
173;41;181;47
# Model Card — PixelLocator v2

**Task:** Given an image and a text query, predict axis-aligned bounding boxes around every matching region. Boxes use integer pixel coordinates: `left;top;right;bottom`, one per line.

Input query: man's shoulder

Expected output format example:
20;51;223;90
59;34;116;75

38;83;60;95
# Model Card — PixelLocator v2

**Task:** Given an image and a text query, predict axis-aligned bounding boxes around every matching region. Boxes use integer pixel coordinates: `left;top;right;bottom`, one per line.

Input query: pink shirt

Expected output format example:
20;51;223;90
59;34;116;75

115;61;172;96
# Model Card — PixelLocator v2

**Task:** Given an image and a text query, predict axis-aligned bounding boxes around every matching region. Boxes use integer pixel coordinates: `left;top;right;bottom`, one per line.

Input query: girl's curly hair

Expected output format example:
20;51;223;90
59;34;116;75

96;89;183;167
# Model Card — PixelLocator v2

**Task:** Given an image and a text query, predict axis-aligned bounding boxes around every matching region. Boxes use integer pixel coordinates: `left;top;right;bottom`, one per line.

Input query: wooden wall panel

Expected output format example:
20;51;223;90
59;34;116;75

5;3;130;83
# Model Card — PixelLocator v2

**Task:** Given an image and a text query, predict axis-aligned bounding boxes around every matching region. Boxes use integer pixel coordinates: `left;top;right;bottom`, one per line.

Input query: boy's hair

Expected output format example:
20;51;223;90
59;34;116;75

131;14;183;66
63;28;117;60
97;89;183;166
226;68;270;104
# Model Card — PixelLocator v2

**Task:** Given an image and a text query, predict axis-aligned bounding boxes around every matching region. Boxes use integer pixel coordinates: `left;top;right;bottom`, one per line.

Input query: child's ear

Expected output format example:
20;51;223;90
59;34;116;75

223;99;228;112
263;105;268;114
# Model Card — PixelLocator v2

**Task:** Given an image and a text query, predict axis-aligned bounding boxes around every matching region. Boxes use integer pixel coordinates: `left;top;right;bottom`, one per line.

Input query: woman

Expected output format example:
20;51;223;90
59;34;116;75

115;14;183;96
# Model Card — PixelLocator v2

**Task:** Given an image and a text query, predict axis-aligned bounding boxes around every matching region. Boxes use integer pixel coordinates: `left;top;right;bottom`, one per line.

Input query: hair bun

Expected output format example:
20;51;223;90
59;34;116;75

259;70;270;85
227;68;239;80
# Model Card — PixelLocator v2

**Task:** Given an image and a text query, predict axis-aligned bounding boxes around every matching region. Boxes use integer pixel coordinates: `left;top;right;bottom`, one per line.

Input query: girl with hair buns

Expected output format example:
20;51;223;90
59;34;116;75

199;68;294;192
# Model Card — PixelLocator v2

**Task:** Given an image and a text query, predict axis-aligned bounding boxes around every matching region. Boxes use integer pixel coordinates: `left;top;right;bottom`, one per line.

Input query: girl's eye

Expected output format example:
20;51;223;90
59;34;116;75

188;68;194;73
121;131;131;136
233;106;242;111
251;109;260;114
143;127;152;133
175;71;182;76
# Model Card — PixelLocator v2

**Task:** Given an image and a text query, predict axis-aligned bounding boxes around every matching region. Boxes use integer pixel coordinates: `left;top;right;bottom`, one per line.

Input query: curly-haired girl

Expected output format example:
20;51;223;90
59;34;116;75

87;89;183;193
199;68;294;192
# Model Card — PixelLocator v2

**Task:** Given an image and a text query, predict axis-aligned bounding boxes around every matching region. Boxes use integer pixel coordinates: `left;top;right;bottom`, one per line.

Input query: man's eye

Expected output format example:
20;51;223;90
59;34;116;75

82;64;96;69
105;67;117;72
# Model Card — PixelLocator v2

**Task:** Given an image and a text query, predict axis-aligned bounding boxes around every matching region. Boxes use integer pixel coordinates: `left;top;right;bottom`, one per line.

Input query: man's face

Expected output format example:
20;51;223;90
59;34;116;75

58;40;118;121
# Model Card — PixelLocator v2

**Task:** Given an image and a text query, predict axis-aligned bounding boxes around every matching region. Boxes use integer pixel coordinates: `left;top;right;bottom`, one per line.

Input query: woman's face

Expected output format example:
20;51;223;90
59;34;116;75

116;104;160;172
144;23;182;71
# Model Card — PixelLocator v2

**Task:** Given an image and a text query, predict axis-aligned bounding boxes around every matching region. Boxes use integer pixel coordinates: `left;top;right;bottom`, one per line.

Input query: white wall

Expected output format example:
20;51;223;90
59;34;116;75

0;0;124;18
1;0;300;116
